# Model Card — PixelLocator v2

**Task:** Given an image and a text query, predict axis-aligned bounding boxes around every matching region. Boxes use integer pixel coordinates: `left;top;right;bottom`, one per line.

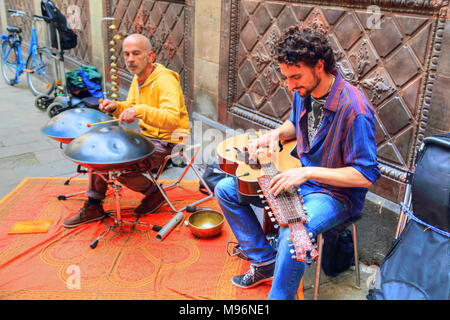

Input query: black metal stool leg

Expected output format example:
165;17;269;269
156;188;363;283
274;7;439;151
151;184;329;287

352;223;361;289
313;234;323;300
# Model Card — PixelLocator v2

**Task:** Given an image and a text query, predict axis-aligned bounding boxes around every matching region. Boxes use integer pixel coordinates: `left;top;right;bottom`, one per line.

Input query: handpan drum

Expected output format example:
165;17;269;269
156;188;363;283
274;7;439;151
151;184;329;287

64;124;155;171
41;108;113;144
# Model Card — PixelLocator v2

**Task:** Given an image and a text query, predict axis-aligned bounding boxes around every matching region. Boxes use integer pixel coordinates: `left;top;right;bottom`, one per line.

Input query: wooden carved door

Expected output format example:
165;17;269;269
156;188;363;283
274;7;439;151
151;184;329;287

105;0;194;112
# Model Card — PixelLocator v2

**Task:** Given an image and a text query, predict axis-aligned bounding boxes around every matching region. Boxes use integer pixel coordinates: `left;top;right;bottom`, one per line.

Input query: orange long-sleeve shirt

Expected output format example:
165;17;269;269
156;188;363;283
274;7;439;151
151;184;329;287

113;63;190;144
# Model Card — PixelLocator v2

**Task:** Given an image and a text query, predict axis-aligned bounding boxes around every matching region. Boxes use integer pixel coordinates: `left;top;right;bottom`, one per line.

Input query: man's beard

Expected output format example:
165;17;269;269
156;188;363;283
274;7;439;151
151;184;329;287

295;72;321;98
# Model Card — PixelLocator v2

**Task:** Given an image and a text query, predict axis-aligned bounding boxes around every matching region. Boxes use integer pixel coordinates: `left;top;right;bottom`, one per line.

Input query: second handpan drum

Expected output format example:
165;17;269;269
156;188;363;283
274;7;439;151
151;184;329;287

64;124;155;171
41;108;113;144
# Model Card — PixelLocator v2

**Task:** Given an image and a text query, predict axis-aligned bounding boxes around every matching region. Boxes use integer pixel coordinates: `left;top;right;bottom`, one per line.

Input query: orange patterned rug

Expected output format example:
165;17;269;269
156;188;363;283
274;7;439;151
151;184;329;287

0;177;271;300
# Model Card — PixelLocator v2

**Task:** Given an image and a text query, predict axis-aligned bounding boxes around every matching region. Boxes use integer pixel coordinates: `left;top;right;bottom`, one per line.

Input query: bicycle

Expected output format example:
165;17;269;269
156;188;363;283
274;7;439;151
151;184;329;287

0;9;56;96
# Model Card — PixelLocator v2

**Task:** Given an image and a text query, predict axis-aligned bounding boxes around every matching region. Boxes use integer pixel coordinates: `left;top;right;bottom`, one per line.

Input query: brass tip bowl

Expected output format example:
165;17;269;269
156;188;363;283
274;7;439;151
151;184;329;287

187;210;224;238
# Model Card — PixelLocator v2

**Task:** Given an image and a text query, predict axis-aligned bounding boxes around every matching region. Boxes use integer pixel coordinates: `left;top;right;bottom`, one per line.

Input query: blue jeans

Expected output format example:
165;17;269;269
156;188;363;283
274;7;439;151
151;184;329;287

215;177;350;300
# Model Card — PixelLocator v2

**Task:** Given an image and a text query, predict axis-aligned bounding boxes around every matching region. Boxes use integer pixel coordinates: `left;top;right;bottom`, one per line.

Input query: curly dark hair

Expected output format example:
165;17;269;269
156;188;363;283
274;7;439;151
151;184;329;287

275;27;336;72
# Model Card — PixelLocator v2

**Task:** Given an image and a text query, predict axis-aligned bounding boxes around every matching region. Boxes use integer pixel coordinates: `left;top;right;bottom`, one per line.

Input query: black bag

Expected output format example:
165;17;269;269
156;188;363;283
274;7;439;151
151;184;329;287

199;159;227;195
411;132;450;234
367;132;450;300
321;225;355;277
41;0;77;50
367;220;449;300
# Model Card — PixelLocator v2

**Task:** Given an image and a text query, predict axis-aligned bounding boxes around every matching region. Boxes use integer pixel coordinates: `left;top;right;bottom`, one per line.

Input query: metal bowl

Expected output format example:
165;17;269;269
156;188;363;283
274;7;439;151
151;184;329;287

187;210;225;238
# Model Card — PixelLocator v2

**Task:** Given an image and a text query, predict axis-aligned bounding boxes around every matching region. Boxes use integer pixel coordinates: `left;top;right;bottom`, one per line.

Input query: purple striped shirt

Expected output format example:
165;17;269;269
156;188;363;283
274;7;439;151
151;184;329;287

288;69;380;217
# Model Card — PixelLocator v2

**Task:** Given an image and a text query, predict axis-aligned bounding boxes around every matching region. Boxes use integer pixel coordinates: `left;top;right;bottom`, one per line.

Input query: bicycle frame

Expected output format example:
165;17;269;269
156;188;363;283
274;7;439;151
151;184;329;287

27;22;49;79
1;13;47;84
1;32;26;82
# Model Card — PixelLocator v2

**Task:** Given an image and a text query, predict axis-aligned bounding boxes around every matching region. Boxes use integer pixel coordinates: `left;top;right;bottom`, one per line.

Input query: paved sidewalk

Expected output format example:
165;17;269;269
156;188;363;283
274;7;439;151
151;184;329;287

0;79;374;300
0;80;77;198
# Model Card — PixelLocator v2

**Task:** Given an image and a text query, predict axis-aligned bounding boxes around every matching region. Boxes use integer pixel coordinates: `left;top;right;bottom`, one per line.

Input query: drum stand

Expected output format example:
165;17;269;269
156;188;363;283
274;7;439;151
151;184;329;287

57;165;113;201
58;165;90;200
54;142;90;200
89;169;162;249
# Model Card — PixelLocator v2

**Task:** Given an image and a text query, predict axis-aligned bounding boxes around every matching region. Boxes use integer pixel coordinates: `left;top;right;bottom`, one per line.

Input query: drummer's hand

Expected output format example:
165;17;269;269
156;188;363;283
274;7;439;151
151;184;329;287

118;107;137;124
248;130;279;162
99;99;117;113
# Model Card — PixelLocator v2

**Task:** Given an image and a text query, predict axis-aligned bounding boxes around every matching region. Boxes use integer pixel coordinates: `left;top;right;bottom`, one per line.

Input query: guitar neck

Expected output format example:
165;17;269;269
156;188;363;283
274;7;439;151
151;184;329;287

258;154;304;221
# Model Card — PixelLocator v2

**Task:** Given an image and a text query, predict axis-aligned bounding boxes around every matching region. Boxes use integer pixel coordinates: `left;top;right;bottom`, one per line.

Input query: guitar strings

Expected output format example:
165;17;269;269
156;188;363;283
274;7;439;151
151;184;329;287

260;153;301;222
260;151;314;259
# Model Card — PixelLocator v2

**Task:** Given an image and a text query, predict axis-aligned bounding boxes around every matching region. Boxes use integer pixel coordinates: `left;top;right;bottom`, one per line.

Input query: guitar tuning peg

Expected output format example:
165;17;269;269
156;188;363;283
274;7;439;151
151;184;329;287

290;249;296;255
274;224;279;229
286;237;291;242
261;200;268;204
305;250;313;265
291;255;297;260
257;190;263;193
270;218;276;223
264;206;270;211
288;243;294;247
258;194;265;199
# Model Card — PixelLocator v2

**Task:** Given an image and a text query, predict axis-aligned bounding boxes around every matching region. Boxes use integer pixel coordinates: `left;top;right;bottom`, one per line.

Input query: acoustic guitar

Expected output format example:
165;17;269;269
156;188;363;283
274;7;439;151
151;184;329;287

216;132;318;263
216;131;301;196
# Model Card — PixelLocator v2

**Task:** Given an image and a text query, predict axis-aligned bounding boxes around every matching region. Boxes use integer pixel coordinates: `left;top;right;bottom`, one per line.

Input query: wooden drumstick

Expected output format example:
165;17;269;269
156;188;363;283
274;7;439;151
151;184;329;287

87;119;120;127
87;100;141;127
87;99;116;127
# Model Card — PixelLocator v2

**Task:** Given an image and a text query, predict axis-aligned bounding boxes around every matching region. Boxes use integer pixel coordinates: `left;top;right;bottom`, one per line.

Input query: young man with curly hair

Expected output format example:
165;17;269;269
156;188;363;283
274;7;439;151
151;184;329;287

215;27;380;299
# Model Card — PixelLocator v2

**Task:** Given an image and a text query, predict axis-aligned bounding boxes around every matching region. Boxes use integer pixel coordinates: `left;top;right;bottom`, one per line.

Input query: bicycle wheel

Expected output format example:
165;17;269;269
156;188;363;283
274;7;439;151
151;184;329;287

1;39;19;85
26;47;56;96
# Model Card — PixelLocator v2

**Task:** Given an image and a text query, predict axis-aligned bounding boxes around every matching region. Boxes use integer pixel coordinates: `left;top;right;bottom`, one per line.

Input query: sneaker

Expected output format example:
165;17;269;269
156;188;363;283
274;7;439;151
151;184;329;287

63;202;106;228
231;262;275;288
133;190;166;215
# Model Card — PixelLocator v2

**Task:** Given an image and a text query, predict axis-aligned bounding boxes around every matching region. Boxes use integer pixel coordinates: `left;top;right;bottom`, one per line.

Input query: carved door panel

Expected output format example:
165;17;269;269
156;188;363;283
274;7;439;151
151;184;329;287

219;0;446;204
105;0;194;112
48;0;92;64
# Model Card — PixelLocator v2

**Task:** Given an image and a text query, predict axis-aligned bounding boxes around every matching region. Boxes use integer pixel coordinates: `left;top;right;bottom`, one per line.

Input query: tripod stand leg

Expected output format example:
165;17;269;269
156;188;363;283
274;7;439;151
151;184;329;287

90;224;114;248
58;190;85;200
64;172;84;185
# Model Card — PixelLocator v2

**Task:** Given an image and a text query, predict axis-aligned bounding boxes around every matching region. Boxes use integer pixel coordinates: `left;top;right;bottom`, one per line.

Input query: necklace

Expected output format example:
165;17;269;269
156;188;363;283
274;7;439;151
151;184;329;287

327;75;335;94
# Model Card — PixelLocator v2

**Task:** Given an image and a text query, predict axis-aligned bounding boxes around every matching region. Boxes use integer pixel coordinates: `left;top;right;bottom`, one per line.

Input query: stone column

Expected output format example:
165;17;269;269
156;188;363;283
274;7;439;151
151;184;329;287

0;0;7;33
88;0;105;80
193;0;221;121
32;0;48;45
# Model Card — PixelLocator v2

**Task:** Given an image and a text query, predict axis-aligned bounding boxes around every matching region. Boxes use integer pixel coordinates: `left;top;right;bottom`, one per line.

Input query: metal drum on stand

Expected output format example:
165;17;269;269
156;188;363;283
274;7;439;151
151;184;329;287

41;108;113;144
64;124;155;171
